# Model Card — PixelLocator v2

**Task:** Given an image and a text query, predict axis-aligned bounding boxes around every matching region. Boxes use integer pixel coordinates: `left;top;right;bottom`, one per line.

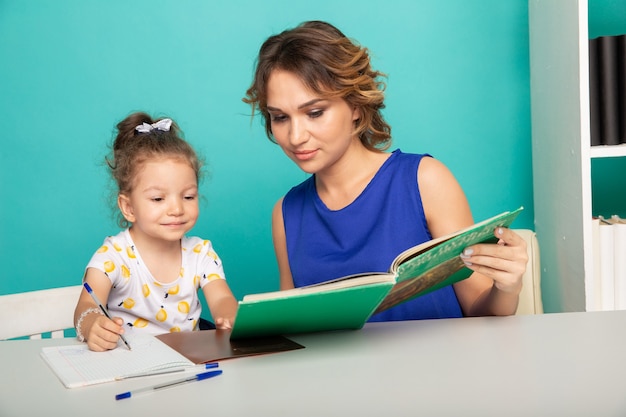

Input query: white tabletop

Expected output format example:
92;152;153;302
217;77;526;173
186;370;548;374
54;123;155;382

2;310;626;417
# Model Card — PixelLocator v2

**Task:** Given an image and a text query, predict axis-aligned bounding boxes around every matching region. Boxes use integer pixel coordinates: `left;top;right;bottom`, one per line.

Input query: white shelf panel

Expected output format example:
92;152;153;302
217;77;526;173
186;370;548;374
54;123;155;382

590;144;626;159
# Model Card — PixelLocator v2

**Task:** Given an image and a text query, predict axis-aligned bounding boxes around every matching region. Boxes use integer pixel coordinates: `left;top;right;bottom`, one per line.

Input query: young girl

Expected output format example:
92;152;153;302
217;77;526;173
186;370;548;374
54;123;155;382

244;21;528;321
74;112;238;351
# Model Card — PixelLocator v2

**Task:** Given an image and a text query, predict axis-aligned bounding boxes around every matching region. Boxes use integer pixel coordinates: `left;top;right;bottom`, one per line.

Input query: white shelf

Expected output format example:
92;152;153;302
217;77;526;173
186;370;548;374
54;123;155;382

530;0;626;313
590;144;626;159
529;0;590;312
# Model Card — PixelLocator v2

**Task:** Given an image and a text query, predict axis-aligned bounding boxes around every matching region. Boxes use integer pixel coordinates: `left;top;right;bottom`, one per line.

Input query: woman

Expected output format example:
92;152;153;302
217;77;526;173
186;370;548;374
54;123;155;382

243;21;527;321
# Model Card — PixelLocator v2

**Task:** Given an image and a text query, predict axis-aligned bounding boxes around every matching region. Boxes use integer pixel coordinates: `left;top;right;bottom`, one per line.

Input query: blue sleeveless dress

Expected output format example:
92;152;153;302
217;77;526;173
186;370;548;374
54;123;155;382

282;149;463;321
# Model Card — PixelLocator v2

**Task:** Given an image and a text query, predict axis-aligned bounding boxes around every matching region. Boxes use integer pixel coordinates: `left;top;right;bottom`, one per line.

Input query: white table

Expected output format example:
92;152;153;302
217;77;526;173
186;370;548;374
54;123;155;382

2;311;626;416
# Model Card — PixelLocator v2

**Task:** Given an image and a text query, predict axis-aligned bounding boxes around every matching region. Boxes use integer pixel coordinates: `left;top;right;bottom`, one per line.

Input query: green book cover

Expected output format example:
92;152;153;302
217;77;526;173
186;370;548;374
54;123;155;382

230;276;395;339
231;207;523;339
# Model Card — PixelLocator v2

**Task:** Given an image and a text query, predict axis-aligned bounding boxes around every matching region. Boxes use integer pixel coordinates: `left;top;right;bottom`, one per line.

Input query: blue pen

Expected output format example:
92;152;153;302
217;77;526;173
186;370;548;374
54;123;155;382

83;282;132;350
115;363;219;380
115;370;223;400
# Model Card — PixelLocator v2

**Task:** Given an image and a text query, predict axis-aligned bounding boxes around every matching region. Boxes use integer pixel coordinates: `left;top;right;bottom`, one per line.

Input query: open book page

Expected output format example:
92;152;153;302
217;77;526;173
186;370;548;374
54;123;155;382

40;333;194;388
242;273;396;303
389;207;523;272
375;207;523;314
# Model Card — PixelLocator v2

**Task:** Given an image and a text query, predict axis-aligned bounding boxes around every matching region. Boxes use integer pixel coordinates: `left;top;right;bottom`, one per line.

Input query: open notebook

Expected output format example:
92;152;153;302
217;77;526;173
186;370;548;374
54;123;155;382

41;334;195;388
41;330;304;388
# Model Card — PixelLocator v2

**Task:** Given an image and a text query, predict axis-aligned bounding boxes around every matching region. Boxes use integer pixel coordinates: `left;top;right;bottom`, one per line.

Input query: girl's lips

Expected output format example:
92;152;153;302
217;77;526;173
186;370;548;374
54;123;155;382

293;149;317;161
162;222;186;227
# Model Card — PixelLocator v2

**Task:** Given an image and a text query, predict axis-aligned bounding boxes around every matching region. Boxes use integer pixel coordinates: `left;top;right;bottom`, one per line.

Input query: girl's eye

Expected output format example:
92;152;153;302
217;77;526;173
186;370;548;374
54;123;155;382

184;195;196;201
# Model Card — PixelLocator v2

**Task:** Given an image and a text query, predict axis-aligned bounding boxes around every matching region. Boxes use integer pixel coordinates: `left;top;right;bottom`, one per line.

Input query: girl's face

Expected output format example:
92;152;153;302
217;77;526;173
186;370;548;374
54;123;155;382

118;158;199;246
266;69;360;175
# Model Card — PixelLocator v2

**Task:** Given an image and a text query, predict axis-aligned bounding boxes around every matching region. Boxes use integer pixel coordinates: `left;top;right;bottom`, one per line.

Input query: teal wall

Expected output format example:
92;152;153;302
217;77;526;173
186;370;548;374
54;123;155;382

0;1;534;314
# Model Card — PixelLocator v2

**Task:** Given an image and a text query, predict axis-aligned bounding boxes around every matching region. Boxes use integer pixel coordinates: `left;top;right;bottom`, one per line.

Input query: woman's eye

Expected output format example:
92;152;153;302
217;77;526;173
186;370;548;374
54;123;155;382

309;109;324;119
151;197;163;202
270;114;287;123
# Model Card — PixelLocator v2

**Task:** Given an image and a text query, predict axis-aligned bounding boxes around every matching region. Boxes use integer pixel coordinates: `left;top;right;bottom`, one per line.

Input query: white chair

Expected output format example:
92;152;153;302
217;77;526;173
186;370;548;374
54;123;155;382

513;229;544;315
0;285;83;340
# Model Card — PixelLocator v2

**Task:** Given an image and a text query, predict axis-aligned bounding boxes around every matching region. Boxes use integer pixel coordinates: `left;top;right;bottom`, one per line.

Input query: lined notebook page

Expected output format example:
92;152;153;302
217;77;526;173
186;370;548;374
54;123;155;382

40;334;194;388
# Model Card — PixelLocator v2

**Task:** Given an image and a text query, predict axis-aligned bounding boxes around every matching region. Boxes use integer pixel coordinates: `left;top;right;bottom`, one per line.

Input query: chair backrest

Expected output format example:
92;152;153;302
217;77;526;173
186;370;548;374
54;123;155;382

0;285;83;340
513;229;544;315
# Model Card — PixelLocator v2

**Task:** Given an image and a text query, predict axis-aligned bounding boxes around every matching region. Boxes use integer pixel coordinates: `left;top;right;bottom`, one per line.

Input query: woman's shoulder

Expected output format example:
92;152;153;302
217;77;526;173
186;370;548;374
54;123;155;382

379;148;435;175
387;148;432;165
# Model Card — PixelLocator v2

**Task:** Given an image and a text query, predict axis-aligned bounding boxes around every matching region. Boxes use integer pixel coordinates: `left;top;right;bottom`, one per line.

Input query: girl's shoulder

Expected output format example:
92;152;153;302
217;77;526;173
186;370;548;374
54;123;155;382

92;229;131;256
181;235;218;254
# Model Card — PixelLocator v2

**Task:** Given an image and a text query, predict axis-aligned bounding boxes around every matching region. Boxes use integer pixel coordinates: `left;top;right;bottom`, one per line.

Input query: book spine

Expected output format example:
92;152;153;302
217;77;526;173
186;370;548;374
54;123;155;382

589;38;602;146
598;35;620;146
619;35;626;144
588;217;601;311
599;220;615;311
613;221;626;310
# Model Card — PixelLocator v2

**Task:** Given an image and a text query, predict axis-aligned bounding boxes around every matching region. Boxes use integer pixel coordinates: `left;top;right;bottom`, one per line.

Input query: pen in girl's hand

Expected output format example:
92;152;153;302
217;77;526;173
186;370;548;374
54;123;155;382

83;282;132;350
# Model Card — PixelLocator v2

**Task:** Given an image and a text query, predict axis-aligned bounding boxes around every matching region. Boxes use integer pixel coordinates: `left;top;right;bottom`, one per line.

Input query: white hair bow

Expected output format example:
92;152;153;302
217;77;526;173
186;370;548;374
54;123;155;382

135;118;173;133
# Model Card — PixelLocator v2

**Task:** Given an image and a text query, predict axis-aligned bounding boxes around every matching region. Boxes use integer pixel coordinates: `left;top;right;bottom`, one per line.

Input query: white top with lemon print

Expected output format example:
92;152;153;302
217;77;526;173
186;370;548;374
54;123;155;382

85;229;226;335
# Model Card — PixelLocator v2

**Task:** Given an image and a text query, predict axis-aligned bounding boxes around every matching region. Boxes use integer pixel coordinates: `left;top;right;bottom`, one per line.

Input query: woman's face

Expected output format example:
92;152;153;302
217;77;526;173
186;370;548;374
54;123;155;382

265;69;360;174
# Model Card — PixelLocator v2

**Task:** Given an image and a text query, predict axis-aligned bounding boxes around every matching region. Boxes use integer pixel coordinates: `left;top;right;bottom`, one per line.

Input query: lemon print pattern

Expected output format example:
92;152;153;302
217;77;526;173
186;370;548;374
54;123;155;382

178;301;190;314
86;232;227;334
156;307;167;322
121;265;130;279
167;285;180;296
122;298;135;309
104;260;115;273
205;273;221;282
133;318;149;328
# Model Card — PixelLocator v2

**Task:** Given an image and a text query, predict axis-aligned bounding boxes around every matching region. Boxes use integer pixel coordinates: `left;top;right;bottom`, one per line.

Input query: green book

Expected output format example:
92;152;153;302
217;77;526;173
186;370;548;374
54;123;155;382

230;207;523;340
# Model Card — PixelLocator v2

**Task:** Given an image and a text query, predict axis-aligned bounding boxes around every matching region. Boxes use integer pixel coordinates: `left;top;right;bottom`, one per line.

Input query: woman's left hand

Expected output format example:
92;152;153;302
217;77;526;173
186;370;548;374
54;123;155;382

459;227;528;294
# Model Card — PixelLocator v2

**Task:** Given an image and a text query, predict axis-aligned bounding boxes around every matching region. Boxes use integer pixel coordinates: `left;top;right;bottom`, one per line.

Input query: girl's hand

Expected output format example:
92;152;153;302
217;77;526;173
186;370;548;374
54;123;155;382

459;227;528;294
214;317;233;330
86;315;127;352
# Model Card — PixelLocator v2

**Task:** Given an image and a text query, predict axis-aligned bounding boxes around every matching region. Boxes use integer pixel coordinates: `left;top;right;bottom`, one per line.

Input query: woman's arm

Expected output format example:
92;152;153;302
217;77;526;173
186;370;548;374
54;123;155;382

418;157;526;316
272;198;295;290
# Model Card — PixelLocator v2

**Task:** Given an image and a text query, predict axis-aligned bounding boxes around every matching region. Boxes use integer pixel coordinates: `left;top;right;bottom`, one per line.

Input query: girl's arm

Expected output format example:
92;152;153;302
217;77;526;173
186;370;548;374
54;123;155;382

73;268;126;351
418;157;526;316
203;280;238;329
